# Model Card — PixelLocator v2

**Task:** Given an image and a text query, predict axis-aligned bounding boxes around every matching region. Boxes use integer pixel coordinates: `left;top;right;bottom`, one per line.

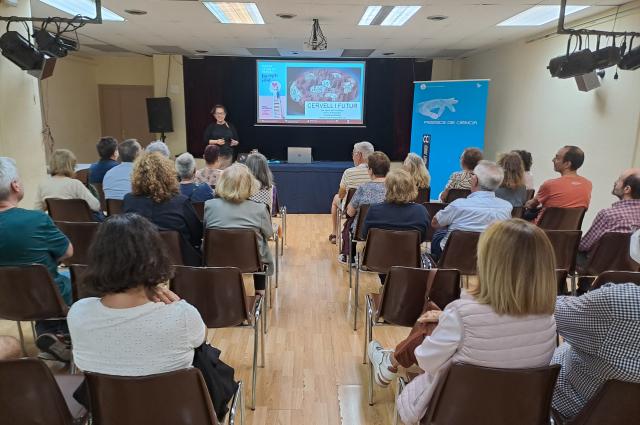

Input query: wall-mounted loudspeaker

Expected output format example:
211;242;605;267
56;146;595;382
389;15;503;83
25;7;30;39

575;71;600;92
146;97;173;133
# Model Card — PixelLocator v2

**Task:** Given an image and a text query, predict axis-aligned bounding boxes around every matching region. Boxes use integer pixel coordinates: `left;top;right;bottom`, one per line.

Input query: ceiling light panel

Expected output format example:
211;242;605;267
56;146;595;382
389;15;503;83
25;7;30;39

38;0;125;22
497;5;589;27
359;5;421;26
203;2;265;24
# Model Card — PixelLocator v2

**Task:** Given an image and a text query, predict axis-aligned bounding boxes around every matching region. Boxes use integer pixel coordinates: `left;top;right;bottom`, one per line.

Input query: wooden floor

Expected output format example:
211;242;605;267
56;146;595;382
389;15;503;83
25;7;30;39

0;214;408;425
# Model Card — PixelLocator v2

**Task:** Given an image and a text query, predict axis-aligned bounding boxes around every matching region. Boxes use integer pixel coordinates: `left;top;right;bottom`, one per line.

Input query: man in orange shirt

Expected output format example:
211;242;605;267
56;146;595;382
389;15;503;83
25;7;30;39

525;146;592;223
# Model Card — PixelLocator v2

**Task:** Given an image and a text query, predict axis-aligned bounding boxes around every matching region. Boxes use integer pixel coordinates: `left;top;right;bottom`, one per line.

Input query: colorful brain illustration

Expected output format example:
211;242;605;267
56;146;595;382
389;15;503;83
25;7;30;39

289;69;359;104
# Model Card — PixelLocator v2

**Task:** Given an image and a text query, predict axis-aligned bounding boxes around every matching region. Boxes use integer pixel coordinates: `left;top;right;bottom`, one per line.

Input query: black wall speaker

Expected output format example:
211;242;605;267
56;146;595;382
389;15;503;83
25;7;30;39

146;97;173;133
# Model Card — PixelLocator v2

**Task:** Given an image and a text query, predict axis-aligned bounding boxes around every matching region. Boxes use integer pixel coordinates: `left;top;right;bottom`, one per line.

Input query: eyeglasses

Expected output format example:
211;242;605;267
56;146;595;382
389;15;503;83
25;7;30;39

214;112;225;116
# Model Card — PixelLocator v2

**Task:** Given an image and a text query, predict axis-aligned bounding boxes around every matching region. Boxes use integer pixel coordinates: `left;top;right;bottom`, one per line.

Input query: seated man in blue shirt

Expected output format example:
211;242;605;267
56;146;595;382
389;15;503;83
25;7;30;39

88;136;119;184
103;139;141;200
431;160;512;261
0;157;74;362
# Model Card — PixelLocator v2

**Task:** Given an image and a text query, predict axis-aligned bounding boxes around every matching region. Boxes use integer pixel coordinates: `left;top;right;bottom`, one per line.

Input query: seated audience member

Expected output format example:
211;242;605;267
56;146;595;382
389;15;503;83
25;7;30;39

217;149;234;170
146;140;171;158
439;147;483;202
329;141;374;244
204;164;274;297
431;160;512;261
175;152;214;203
341;151;390;262
368;219;557;425
103;139;142;200
0;157;74;361
495;151;528;207
88;137;119;184
403;152;431;191
551;231;640;420
123;152;202;266
35;149;102;219
524;145;592;223
515;149;534;189
246;152;274;213
195;145;223;187
0;336;21;360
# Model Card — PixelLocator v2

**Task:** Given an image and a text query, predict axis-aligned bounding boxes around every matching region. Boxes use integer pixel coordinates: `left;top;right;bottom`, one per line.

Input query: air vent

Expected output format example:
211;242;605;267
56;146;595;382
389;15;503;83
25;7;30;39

247;48;281;57
341;49;375;58
148;45;193;56
84;44;132;53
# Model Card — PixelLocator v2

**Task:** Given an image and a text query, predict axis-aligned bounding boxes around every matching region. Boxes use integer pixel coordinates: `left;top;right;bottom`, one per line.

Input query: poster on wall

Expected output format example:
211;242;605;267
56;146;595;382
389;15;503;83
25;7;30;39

409;79;490;198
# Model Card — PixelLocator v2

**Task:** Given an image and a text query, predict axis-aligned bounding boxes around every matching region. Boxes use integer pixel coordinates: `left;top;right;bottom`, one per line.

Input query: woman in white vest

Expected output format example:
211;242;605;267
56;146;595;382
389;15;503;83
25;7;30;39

368;218;558;424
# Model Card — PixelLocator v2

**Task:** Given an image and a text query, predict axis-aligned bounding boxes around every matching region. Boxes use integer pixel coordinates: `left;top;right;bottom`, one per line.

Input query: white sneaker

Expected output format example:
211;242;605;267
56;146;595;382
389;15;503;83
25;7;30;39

368;340;396;387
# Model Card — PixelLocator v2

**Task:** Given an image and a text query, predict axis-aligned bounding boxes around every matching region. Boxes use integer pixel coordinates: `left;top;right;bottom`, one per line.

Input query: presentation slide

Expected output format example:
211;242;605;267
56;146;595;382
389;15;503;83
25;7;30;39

256;60;365;125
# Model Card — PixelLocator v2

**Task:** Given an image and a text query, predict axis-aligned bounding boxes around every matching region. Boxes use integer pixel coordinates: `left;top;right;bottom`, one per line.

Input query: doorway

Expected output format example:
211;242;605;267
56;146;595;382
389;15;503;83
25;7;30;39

99;85;155;146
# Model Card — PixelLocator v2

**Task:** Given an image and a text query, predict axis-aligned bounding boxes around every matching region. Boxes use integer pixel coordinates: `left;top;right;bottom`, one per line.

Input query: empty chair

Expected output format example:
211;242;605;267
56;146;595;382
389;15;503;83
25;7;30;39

538;207;587;230
106;198;123;216
544;230;582;294
54;221;100;266
422;202;447;242
414;187;431;204
578;232;640;277
158;230;185;266
172;265;263;410
437;230;481;276
45;198;94;222
443;188;470;203
0;358;87;425
590;270;640;290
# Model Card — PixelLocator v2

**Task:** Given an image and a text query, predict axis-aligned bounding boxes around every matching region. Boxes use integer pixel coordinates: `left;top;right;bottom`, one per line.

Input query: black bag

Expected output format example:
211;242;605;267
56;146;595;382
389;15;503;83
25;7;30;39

192;342;239;422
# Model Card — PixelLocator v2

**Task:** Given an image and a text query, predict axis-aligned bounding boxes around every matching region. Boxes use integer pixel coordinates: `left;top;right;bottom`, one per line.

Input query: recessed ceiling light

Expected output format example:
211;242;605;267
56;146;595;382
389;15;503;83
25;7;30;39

427;15;448;21
497;5;589;27
124;9;147;16
202;2;265;24
38;0;125;22
358;5;421;26
276;13;297;19
382;52;395;56
195;50;208;54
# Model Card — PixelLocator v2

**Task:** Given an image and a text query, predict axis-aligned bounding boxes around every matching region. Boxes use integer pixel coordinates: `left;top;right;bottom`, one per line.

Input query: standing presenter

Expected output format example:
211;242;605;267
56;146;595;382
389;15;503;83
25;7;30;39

203;104;239;159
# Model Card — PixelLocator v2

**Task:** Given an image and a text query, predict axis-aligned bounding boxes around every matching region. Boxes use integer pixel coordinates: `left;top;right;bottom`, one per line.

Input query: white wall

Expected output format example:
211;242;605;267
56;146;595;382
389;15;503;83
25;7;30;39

153;55;187;156
457;7;640;228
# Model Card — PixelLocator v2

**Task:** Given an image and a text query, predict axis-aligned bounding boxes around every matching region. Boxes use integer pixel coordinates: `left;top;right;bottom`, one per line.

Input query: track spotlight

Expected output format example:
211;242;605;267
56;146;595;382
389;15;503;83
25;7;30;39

548;49;595;79
619;44;640;71
0;31;45;71
34;29;77;58
592;46;621;70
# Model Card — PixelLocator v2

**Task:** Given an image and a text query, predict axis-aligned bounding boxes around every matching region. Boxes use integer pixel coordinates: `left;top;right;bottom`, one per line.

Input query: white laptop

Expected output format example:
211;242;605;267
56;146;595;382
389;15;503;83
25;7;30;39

287;147;312;163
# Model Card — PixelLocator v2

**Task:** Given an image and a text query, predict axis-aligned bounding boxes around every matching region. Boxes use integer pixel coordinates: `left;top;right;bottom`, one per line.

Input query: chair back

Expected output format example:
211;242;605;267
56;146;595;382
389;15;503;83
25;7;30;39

361;229;421;273
0;265;68;321
583;232;640;276
538;207;586;230
422;202;447;242
444;188;470;203
591;270;640;290
45;198;94;222
69;264;101;301
92;182;106;212
565;380;640;425
422;364;560;425
74;168;89;185
192;202;205;221
0;358;75;425
511;206;524;218
106;198;123;216
203;228;262;273
353;204;371;241
556;269;569;295
545;230;582;274
378;267;434;327
171;266;250;328
344;187;357;207
85;368;220;425
428;268;462;310
159;230;185;266
437;231;481;275
414;187;431;204
55;221;99;266
526;189;535;201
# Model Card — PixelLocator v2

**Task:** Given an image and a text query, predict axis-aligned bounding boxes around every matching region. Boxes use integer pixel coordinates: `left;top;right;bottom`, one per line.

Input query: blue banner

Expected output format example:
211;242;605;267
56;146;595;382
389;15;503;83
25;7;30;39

409;80;489;199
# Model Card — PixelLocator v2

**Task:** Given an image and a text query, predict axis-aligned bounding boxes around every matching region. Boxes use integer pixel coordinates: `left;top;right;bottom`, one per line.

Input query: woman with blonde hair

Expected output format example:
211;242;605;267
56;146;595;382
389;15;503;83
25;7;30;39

403;152;431;190
123;152;202;266
35;149;101;216
204;163;274;296
368;219;557;424
495;152;527;207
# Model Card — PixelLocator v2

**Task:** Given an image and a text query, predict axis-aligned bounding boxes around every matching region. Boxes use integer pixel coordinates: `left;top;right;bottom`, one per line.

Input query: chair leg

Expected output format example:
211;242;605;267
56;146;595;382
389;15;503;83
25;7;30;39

30;321;37;344
353;252;360;331
16;321;27;356
368;356;374;406
394;377;406;425
570;273;577;296
240;380;246;425
251;309;259;410
275;237;279;289
268;275;272;310
348;232;353;289
363;295;372;365
282;207;287;247
260;302;266;367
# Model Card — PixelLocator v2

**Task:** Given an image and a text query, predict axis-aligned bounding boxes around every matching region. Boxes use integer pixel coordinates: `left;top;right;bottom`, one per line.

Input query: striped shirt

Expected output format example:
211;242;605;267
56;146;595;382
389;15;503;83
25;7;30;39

340;164;370;190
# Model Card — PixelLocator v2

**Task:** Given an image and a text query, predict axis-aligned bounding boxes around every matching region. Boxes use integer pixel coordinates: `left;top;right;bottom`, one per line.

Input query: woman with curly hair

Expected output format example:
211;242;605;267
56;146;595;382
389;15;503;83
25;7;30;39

123;152;202;265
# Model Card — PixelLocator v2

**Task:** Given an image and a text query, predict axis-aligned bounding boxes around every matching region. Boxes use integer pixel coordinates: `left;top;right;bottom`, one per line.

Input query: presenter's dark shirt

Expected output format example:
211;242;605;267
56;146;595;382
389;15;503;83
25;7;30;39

88;159;119;184
203;121;238;156
362;202;430;243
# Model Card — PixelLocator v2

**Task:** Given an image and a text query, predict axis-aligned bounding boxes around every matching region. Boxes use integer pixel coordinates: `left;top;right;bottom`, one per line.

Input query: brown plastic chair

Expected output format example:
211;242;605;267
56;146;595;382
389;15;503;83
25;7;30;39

416;364;560;425
364;267;460;405
192;201;205;221
105;198;123;216
444;188;470;203
556;269;569;295
85;367;242;425
172;265;262;410
55;221;100;266
69;264;100;302
159;230;185;266
348;204;371;289
545;230;582;294
437;231;481;276
538;207;587;230
336;187;357;252
590;270;640;290
511;206;524;218
414;187;431;204
526;188;535;201
91;182;106;212
74;169;89;185
0;358;87;425
354;229;421;330
579;232;640;277
45;198;94;222
554;380;640;425
422;202;447;242
0;265;68;355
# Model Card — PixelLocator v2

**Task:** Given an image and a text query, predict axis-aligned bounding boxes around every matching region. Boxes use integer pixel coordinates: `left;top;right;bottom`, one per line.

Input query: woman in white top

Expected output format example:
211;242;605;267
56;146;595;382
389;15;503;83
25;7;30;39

67;213;206;376
514;149;534;190
35;149;101;213
368;219;558;424
245;152;274;213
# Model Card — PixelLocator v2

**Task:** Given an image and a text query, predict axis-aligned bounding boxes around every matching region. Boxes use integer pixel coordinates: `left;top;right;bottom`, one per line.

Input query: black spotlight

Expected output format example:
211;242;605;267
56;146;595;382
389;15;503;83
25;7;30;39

592;46;622;69
548;49;596;78
0;31;44;70
619;45;640;71
34;29;78;58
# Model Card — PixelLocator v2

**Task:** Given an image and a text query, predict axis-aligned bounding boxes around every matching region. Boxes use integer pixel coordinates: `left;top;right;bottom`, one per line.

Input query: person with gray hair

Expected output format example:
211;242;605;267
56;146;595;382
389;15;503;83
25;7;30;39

329;140;375;244
0;157;74;362
430;160;512;261
146;140;171;158
175;152;214;203
246;152;274;213
103;139;142;200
